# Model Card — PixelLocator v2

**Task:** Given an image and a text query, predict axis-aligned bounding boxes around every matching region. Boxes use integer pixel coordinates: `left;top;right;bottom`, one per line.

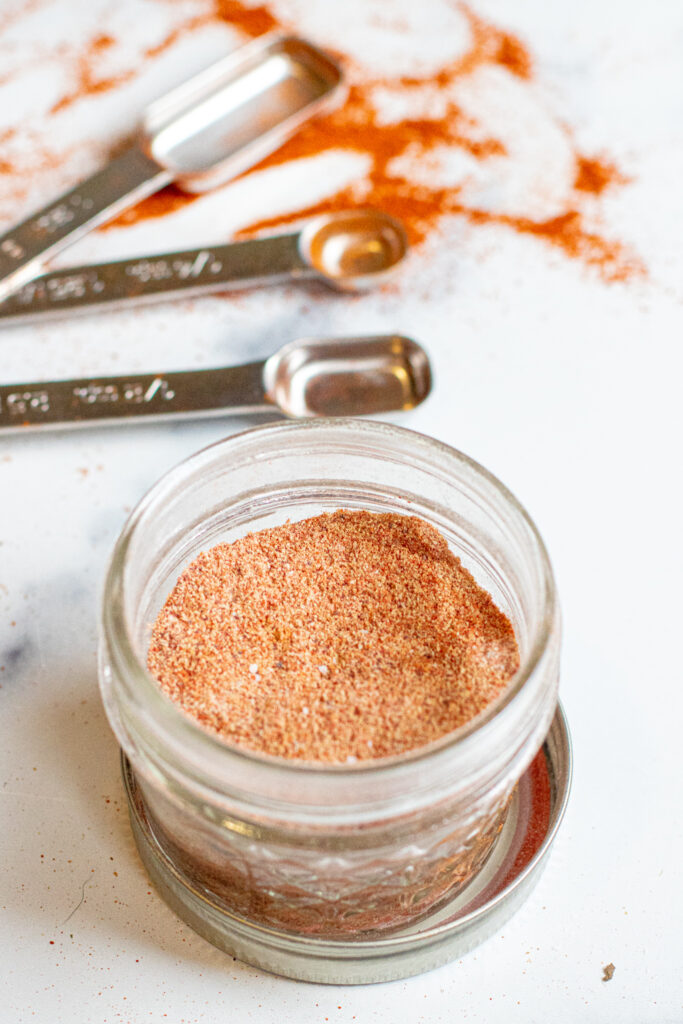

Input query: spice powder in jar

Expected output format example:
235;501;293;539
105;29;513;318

148;511;519;762
144;509;520;934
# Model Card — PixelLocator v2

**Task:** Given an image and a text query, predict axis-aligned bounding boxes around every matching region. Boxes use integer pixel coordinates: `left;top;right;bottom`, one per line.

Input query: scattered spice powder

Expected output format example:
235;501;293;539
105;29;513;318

147;510;519;762
49;18;212;116
51;33;133;116
47;0;284;117
213;0;280;37
115;1;639;281
0;0;641;281
574;156;626;195
602;962;616;982
494;31;533;80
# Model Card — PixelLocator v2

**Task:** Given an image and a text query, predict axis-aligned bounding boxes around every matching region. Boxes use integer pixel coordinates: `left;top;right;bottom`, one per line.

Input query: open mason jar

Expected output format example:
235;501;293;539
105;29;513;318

99;419;565;982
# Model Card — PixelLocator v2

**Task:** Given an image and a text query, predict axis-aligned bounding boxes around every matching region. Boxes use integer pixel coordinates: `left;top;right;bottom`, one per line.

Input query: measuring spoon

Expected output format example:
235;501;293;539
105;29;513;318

0;35;344;302
0;334;431;432
0;210;408;325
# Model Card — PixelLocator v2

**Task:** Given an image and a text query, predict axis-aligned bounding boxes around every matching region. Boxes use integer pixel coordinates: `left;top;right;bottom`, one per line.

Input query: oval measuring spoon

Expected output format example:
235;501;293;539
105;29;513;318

0;210;409;325
299;209;408;290
0;35;344;303
0;335;432;432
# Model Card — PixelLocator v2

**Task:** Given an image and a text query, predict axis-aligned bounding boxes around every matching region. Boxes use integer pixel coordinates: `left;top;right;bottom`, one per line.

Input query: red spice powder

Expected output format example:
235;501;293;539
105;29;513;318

0;127;16;174
109;184;196;227
48;1;282;117
213;0;280;36
463;208;638;281
147;511;519;762
50;17;214;115
0;127;88;212
495;32;533;80
51;33;135;115
574;155;626;195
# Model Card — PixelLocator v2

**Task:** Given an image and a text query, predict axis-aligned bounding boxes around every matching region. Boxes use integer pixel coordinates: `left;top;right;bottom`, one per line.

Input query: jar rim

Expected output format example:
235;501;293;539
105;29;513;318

101;418;557;789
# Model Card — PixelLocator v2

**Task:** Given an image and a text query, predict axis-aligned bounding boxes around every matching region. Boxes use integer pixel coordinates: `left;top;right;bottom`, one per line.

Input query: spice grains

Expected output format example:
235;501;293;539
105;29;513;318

148;511;519;762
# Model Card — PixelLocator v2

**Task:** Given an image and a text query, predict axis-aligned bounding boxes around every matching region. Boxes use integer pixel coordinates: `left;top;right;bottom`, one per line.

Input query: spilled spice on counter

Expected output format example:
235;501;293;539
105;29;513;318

50;33;123;115
574;156;626;195
224;2;639;281
0;0;641;281
147;510;519;762
602;962;616;982
47;0;284;117
115;1;639;281
213;0;280;36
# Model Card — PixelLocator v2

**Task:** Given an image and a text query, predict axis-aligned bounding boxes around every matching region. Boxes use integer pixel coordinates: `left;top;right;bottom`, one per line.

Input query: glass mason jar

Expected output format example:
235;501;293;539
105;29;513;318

99;419;560;974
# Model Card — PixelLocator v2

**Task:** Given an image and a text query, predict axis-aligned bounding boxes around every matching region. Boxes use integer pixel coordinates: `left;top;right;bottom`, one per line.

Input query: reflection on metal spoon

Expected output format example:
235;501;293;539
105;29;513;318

301;209;408;289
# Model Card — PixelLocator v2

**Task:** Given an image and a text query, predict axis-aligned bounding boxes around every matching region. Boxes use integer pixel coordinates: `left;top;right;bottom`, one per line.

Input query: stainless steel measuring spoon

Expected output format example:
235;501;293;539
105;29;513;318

0;35;344;302
0;210;408;325
0;335;431;432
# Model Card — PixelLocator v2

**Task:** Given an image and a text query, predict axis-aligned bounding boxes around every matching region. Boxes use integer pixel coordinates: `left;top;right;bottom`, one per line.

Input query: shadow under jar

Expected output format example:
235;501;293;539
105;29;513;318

99;419;561;976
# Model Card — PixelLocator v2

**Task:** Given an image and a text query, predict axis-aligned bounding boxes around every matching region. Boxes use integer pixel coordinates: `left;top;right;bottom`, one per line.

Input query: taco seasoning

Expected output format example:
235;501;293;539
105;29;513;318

99;420;563;973
147;510;520;762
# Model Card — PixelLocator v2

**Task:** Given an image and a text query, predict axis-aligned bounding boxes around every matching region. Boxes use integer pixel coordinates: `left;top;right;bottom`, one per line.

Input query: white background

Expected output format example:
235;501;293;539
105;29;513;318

1;0;682;1021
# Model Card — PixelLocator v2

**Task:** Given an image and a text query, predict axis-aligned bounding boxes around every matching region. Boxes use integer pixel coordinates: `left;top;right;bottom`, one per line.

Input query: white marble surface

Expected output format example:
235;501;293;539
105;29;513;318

1;0;682;1021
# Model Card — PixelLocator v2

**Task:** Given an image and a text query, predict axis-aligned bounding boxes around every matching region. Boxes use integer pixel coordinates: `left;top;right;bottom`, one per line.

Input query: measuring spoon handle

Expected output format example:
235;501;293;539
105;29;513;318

0;147;171;303
0;232;309;324
0;361;271;432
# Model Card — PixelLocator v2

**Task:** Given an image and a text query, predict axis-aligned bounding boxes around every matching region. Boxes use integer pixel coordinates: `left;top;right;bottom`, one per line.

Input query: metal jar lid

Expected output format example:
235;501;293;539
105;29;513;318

123;704;572;985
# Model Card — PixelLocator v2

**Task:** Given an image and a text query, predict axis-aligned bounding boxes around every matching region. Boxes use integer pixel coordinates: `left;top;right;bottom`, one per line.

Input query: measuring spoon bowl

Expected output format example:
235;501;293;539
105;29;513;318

144;36;344;192
264;334;431;417
299;209;409;290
